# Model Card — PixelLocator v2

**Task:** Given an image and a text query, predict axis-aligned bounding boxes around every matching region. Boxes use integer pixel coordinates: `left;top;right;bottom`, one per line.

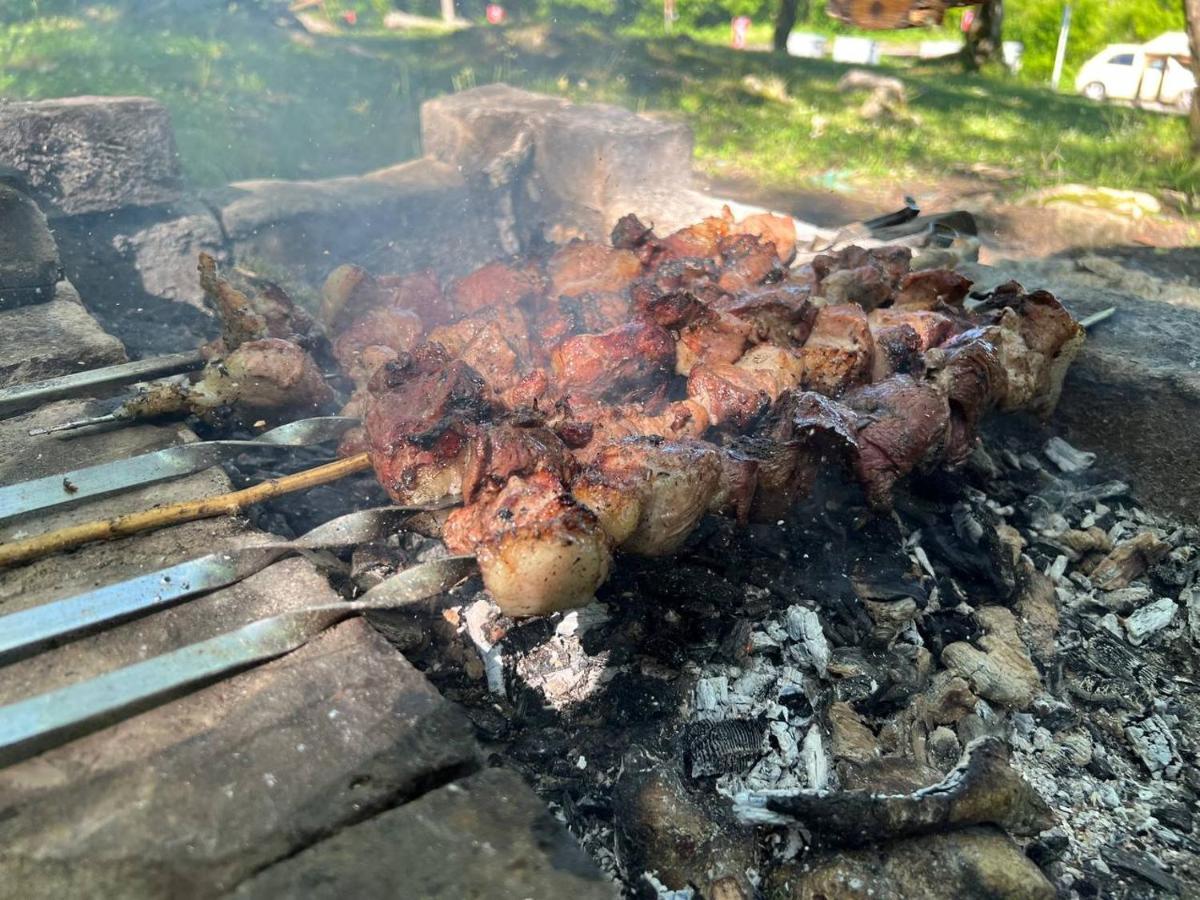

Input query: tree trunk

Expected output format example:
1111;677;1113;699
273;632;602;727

1186;0;1200;153
441;0;456;24
773;0;807;53
962;0;1004;71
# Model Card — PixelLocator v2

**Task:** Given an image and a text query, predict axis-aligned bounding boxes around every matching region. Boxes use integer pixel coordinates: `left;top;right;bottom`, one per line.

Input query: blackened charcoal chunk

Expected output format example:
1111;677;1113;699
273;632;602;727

1026;829;1070;868
919;608;982;655
684;718;767;778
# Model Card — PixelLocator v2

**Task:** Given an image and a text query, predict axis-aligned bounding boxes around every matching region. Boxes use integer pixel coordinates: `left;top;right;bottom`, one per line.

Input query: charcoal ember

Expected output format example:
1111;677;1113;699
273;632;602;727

735;736;1054;844
927;726;963;771
1026;828;1071;868
1150;545;1199;588
1125;715;1179;775
763;827;1055;900
863;597;919;646
1068;672;1150;713
918;607;982;655
1100;845;1184;894
684;718;768;778
941;607;1041;710
1152;802;1194;835
613;747;758;898
1123;597;1179;646
1091;532;1171;591
1014;562;1060;663
827;700;879;766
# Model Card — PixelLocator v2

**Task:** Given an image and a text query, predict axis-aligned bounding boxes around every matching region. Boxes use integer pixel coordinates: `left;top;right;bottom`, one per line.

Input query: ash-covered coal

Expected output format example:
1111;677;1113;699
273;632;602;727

352;420;1199;899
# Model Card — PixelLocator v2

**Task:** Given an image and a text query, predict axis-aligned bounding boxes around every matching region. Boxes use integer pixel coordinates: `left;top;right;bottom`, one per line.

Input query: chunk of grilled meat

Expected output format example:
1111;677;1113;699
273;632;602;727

448;260;544;315
552;398;711;462
573;438;722;556
894;268;973;310
322;265;443;332
332;306;424;388
730;212;798;266
548;241;643;298
198;254;317;355
717;233;785;293
427;306;534;400
658;212;732;260
797;304;875;396
843;375;950;510
715;283;816;348
676;310;754;376
924;328;1006;465
363;344;491;505
688;345;805;431
460;419;578;503
551;321;676;403
443;471;613;617
809;245;913;312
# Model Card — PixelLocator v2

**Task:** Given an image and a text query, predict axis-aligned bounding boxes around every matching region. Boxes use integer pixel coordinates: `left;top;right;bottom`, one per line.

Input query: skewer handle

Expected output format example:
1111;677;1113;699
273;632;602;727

0;452;373;569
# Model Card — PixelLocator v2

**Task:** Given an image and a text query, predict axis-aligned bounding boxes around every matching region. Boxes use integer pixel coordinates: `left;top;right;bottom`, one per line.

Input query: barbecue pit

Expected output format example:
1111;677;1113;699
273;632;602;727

0;86;1197;899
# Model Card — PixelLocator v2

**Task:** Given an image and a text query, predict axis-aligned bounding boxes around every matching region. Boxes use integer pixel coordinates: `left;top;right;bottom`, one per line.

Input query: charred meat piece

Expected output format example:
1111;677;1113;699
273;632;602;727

427;306;534;400
867;308;956;352
363;344;491;505
535;291;632;349
717;233;785;293
198;254;316;354
676;310;754;376
443;471;613;617
869;324;924;382
184;338;335;423
322;265;443;332
460;420;578;503
447;260;543;315
688;345;802;431
708;444;761;522
809;245;912;311
716;283;816;348
843;375;950;511
573;438;722;555
611;213;658;252
332;306;424;387
548;241;643;298
924;328;1006;465
551;321;676;402
797;304;875;396
893;268;973;310
658;212;732;260
813;245;913;287
553;398;710;461
730;211;798;266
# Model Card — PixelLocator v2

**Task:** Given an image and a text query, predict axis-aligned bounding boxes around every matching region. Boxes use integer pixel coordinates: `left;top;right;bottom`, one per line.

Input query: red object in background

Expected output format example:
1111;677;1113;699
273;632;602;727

731;15;750;50
961;8;975;31
486;4;505;24
342;9;358;25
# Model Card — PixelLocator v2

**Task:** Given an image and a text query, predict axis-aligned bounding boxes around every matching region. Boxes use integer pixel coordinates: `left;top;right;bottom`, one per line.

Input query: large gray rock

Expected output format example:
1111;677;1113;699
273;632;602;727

421;84;695;244
52;197;228;315
0;618;480;899
0;282;125;389
0;183;61;309
234;767;616;899
963;260;1200;521
206;158;502;291
0;96;183;215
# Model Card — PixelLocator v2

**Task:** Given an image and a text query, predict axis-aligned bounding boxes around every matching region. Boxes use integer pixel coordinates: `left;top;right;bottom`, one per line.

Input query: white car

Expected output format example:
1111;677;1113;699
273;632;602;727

1075;33;1195;111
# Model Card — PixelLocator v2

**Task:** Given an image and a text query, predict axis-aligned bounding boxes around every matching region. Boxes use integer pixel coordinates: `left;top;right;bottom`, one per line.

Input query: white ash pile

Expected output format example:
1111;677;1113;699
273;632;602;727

384;424;1199;900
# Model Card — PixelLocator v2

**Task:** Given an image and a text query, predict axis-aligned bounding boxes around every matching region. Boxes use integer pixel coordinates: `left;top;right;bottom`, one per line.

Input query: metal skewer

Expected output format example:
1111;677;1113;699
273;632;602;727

0;416;360;524
0;555;478;767
0;504;458;665
28;412;124;436
0;351;205;419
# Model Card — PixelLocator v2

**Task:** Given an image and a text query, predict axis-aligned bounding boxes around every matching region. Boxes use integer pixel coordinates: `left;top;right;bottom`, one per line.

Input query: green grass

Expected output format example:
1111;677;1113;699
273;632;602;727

1;8;1195;199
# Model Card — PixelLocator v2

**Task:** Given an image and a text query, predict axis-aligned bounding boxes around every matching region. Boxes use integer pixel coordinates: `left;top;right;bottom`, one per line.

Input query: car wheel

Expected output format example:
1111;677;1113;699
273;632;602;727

1177;89;1194;114
1082;82;1106;102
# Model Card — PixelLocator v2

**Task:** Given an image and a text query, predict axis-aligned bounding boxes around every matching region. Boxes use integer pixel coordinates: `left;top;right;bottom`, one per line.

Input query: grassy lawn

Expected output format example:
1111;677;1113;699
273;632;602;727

1;8;1195;198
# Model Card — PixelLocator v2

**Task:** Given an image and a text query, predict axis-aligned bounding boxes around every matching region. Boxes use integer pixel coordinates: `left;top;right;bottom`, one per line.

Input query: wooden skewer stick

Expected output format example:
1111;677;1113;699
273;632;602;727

0;452;373;569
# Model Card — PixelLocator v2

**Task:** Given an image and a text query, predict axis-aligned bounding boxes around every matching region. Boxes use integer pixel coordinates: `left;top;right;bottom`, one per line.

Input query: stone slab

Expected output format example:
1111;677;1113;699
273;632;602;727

0;399;231;542
962;260;1200;521
0;618;481;899
53;196;228;315
0;282;126;389
0;183;60;307
234;767;616;900
0;96;183;215
205;158;502;291
421;84;696;244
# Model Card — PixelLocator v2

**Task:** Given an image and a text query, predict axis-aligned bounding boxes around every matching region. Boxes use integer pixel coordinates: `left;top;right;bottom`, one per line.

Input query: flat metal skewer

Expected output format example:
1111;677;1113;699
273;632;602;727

0;351;205;419
0;416;360;524
0;504;455;664
28;412;123;436
0;555;478;767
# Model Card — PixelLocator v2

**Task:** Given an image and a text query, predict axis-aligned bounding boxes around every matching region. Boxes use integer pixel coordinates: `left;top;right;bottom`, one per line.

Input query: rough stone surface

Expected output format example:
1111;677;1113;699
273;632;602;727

206;158;501;291
52;197;228;315
962;259;1200;522
0;399;228;542
0;282;126;389
0;96;183;215
0;618;479;899
234;767;616;899
764;827;1055;899
0;183;60;307
421;85;701;244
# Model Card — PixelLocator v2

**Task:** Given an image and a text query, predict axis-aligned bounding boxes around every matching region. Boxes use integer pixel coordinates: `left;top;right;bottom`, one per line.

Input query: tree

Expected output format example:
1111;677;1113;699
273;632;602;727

962;0;1004;70
773;0;809;53
1186;0;1200;153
